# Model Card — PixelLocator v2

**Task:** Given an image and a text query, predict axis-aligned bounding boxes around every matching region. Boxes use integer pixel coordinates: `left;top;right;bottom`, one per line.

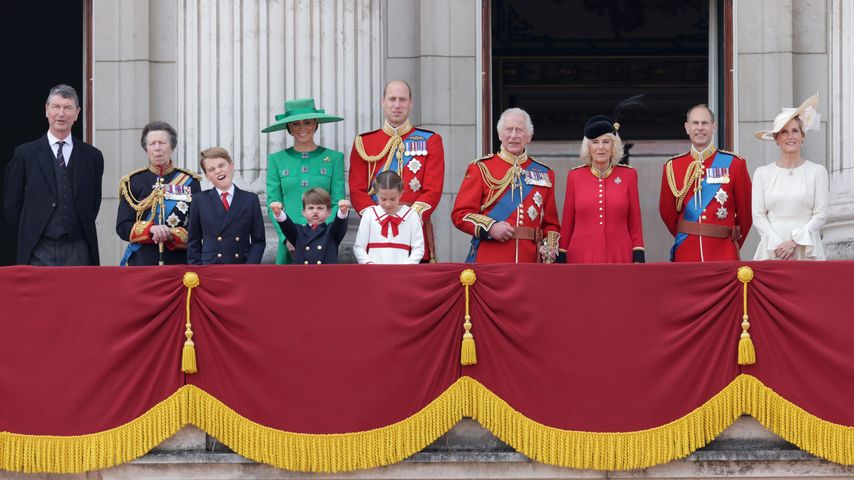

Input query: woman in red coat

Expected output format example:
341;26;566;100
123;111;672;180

559;116;645;263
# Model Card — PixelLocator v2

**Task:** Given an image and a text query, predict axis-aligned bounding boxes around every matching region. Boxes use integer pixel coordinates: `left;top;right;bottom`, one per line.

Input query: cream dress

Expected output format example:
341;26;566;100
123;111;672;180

752;160;828;260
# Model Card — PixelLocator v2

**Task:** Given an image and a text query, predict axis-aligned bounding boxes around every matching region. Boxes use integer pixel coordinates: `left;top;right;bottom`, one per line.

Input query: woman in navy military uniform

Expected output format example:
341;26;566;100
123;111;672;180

116;121;201;266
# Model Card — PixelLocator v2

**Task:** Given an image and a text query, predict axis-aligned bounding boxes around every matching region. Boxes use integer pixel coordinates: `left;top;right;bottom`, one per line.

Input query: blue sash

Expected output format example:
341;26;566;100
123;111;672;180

120;174;195;266
670;152;733;261
465;161;548;263
369;129;433;203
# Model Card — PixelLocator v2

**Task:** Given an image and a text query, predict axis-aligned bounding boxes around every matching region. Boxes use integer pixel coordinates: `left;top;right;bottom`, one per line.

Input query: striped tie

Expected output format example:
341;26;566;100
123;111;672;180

56;141;66;168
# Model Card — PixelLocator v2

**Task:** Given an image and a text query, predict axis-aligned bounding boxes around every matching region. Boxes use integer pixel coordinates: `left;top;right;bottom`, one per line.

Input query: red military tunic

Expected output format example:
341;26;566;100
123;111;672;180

659;147;752;262
349;120;444;261
451;148;560;263
559;164;644;263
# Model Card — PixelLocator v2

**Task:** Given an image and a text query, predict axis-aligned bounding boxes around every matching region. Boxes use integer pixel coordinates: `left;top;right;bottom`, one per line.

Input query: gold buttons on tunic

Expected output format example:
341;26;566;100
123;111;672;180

317;245;323;250
304;261;309;264
305;246;310;251
235;237;240;242
701;215;707;220
316;261;322;264
234;254;239;258
217;236;222;241
217;253;222;258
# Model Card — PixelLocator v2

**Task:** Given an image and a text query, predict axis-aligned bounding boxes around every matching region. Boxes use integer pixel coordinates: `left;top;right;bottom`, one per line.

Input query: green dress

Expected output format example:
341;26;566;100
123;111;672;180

266;146;346;264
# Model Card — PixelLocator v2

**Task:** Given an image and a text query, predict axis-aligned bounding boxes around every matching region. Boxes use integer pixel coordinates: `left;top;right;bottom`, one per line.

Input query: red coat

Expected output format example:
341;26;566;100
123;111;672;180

451;150;560;263
658;149;752;262
559;164;644;263
349;122;444;261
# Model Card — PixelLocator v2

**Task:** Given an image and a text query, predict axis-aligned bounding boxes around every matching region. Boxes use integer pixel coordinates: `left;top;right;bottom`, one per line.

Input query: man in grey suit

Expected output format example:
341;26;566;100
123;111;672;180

4;84;105;265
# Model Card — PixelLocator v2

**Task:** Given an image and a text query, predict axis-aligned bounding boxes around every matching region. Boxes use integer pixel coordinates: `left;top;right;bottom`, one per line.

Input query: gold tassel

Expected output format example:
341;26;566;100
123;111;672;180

737;266;756;365
182;272;200;374
459;269;477;366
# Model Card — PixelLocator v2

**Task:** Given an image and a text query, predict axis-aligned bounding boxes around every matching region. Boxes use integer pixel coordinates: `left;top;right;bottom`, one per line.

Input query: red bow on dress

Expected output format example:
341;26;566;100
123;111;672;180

380;215;402;237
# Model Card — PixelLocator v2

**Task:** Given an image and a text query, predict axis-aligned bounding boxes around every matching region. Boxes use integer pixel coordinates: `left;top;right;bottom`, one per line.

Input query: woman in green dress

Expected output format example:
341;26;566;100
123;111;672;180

263;98;345;263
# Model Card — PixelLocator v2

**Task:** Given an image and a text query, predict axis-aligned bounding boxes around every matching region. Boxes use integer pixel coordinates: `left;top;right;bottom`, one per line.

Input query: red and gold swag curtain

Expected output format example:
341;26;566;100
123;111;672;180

0;262;852;473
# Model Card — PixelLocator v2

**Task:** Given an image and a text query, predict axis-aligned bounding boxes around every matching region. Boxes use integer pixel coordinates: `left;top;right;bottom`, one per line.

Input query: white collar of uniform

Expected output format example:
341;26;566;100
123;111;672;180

215;184;235;199
47;131;73;149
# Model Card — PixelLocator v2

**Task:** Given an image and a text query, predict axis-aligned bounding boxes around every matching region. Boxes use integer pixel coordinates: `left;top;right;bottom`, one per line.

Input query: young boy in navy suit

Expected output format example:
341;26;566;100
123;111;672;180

188;147;266;264
269;189;349;264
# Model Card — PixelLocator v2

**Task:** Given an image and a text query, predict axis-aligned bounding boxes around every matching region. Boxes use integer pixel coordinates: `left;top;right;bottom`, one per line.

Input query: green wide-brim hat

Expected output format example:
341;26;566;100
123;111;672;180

261;97;343;133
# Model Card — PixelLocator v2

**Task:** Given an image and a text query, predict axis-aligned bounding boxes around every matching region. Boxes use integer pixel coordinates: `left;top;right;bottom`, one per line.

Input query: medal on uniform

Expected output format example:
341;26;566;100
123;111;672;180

419;140;427;156
409;177;422;192
524;170;552;187
164;184;191;201
716;206;728;220
166;213;180;228
706;168;719;184
177;201;189;214
714;189;728;206
533;190;543;207
404;140;412;156
706;167;731;184
527;205;538;221
615;176;622;184
408;158;422;174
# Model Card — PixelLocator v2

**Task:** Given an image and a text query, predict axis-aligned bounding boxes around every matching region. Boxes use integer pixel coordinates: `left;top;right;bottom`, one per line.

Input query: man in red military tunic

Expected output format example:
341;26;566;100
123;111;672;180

349;80;444;262
452;108;560;263
659;105;752;261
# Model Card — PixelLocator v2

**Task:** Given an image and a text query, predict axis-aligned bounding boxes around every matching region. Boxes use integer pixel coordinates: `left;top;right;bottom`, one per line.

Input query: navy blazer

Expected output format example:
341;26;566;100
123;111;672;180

3;134;104;265
278;214;347;264
187;185;266;264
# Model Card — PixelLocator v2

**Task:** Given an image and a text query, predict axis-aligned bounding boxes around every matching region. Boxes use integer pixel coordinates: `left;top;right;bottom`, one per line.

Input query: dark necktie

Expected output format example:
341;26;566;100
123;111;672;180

221;192;230;212
56;141;66;168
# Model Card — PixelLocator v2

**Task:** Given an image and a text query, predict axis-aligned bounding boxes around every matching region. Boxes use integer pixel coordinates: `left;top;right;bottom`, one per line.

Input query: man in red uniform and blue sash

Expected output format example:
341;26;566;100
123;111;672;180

452;108;560;263
349;80;444;262
659;105;752;262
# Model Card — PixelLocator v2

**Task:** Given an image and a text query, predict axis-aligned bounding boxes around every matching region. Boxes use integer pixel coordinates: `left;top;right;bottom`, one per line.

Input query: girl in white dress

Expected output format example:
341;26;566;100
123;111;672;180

752;94;828;260
353;171;425;264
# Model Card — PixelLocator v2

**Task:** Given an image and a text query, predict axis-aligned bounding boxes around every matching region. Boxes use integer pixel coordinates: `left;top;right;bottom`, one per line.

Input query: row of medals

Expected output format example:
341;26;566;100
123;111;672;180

404;140;427;157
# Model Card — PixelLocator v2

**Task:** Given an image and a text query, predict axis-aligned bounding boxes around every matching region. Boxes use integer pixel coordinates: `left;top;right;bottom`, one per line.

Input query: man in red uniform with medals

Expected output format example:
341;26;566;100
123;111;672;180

452;108;560;263
659;105;752;261
349;80;444;262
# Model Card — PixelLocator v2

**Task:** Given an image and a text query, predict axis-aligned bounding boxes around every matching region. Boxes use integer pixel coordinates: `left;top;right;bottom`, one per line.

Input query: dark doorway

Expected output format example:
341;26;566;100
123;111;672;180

1;1;86;265
491;0;710;146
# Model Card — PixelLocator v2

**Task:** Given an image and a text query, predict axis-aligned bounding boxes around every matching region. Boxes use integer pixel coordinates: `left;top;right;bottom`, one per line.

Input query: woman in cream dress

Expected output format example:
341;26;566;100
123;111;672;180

752;94;828;260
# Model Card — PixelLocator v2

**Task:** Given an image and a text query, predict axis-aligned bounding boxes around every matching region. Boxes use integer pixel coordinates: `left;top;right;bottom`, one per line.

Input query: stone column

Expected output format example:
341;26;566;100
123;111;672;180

826;0;854;259
176;0;384;192
93;0;155;265
385;0;480;262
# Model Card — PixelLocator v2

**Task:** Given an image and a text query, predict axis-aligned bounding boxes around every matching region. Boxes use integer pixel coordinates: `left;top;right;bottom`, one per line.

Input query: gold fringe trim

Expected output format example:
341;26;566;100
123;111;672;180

740;374;854;466
466;376;743;470
186;383;466;473
0;386;190;473
2;376;853;473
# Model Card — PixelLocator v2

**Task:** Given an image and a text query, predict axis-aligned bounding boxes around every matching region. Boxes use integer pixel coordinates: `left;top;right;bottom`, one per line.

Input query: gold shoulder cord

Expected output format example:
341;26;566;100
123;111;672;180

118;168;165;222
477;162;519;211
665;160;704;213
355;135;405;194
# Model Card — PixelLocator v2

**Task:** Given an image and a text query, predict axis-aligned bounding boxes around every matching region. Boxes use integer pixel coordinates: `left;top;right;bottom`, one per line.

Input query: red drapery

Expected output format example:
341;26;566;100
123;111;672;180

0;262;852;473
